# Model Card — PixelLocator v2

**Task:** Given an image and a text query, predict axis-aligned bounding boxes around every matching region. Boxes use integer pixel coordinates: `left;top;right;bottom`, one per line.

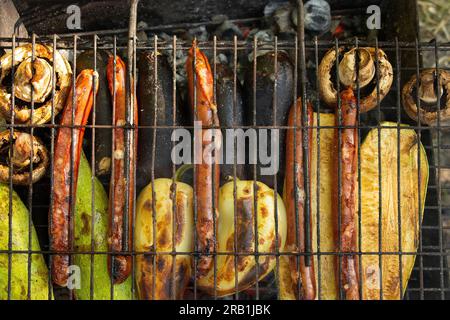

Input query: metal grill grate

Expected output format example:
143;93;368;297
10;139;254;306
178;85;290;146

0;4;449;301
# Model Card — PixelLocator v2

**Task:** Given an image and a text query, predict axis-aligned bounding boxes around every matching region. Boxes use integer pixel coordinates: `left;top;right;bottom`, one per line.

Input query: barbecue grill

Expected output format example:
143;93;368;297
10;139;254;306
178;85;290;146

0;0;448;300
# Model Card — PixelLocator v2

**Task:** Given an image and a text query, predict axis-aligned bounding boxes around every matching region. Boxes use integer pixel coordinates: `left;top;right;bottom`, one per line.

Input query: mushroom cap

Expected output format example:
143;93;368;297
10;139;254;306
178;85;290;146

318;46;393;113
402;69;450;126
0;44;72;124
0;130;49;185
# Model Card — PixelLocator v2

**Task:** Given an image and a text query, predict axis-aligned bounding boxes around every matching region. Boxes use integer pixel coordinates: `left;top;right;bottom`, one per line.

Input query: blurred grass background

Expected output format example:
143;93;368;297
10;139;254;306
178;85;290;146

418;0;450;284
418;0;450;67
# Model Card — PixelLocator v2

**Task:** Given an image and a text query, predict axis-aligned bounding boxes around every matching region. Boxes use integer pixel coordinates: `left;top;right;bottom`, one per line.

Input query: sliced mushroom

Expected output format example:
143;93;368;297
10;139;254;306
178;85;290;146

0;44;72;124
0;130;49;184
402;69;450;126
318;47;393;113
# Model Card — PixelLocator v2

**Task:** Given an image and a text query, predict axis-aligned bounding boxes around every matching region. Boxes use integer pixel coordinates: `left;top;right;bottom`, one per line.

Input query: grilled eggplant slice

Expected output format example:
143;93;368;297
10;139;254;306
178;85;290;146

360;122;428;300
216;63;246;183
244;51;294;191
76;50;113;176
197;179;287;297
137;52;182;193
135;178;193;300
0;183;51;300
73;152;132;300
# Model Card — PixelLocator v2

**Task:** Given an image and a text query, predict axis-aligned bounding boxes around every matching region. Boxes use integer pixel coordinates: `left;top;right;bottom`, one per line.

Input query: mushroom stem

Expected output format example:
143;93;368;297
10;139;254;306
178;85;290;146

11;133;39;168
418;71;442;104
338;48;375;89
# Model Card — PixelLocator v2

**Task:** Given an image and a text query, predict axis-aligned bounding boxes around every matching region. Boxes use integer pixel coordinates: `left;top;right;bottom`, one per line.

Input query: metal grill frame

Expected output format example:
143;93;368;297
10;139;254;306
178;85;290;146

0;4;449;302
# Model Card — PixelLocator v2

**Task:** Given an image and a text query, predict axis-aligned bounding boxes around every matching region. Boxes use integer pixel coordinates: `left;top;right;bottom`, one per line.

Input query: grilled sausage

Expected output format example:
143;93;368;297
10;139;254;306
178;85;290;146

337;87;359;300
283;98;316;300
106;55;138;284
76;50;113;176
186;42;220;277
50;69;98;286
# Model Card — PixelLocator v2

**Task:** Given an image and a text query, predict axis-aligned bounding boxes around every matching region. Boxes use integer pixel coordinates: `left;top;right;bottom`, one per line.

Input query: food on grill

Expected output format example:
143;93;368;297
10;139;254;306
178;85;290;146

0;44;72;124
0;130;49;185
135;178;194;300
244;51;294;191
402;69;450;126
337;88;359;300
360;122;428;300
73;152;132;300
280;111;339;300
0;183;51;300
197;179;287;296
106;55;138;284
216;63;246;184
309;112;339;300
136;51;182;193
318;47;393;113
76;50;113;176
186;41;220;277
50;69;98;287
280;98;316;300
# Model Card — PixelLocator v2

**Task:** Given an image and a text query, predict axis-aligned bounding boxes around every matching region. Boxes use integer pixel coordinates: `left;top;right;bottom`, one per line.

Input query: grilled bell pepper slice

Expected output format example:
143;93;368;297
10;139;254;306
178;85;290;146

0;183;52;300
135;178;194;300
73;152;132;300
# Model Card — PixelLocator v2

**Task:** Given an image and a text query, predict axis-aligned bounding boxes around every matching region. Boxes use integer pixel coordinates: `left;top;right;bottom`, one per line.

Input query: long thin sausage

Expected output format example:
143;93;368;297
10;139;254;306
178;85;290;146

285;98;316;300
106;56;138;284
50;69;98;286
338;87;359;300
186;42;220;277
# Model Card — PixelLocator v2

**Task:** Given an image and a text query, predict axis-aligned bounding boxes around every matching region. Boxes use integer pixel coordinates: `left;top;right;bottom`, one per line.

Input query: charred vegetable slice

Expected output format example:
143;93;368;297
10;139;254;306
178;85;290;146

0;183;51;300
73;152;132;300
137;51;182;193
244;51;294;191
197;180;287;297
360;122;428;300
216;63;246;183
135;178;193;300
